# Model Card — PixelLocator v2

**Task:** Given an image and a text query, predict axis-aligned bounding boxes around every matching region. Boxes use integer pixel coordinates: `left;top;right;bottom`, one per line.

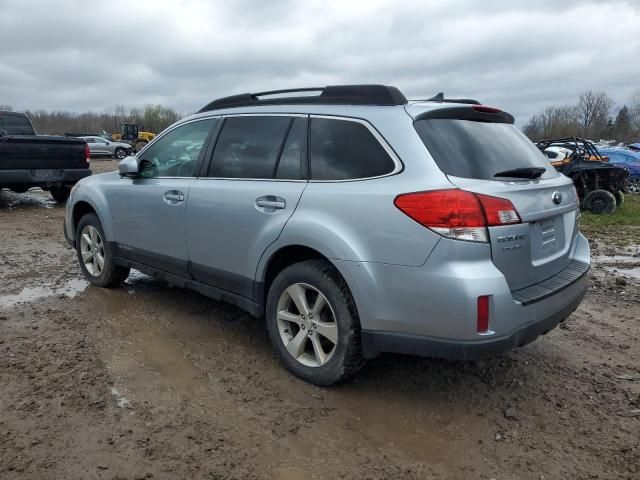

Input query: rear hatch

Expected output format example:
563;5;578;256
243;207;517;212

0;135;89;170
413;106;579;291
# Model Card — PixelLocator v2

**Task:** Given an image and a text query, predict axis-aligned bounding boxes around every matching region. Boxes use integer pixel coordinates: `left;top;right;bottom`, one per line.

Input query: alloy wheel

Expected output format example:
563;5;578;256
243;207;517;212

79;225;105;276
277;283;338;367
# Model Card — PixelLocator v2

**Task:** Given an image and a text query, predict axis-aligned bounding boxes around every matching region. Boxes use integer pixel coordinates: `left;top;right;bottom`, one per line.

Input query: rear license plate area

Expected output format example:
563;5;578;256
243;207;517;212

530;215;566;263
33;169;60;178
538;218;557;251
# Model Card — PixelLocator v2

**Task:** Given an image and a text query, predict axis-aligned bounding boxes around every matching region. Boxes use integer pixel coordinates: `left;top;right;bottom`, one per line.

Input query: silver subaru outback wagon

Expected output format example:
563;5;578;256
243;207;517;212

64;85;590;385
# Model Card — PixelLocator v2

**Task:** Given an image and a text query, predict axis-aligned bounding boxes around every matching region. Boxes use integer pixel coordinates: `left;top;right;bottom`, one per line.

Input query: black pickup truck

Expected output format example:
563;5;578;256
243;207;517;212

0;111;91;202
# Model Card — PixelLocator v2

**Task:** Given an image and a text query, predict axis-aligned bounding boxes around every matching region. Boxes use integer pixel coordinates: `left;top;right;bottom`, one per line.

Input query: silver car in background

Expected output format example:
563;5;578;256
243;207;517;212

64;85;590;385
82;136;132;159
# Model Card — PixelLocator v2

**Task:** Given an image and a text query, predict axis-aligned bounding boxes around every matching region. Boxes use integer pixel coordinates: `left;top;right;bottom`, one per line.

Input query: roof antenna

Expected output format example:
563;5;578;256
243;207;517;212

427;92;444;102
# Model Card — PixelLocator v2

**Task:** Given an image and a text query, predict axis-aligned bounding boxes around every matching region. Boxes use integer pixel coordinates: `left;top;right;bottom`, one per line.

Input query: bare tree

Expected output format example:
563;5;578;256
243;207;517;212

23;105;183;136
629;89;640;139
523;105;579;141
575;90;612;139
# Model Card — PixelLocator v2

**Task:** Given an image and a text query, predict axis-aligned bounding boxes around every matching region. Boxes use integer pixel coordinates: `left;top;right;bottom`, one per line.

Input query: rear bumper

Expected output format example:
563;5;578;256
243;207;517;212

334;232;590;360
0;168;91;188
361;273;587;359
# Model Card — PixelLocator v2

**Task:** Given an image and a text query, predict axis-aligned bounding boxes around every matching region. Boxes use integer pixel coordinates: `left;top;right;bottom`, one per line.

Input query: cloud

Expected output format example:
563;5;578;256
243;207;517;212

0;0;638;123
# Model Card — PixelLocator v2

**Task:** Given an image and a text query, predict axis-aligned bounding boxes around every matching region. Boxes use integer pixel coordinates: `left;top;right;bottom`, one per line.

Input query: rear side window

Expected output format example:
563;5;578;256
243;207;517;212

415;119;557;180
309;118;396;180
1;114;35;135
208;116;294;179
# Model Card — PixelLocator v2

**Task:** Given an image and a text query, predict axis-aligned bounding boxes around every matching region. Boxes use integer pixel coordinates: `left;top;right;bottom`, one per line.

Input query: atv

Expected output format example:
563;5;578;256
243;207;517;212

537;137;629;214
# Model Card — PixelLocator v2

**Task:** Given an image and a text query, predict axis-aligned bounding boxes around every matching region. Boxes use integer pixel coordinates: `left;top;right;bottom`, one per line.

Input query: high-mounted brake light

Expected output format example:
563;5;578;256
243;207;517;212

394;189;521;242
472;105;502;114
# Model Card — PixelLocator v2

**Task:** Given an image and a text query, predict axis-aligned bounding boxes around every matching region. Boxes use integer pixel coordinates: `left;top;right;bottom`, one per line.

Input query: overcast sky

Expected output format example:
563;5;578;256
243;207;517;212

1;0;639;123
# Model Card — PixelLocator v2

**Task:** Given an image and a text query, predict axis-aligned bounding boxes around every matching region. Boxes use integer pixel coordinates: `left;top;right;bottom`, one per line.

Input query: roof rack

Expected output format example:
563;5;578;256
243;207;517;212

198;84;408;112
423;92;481;105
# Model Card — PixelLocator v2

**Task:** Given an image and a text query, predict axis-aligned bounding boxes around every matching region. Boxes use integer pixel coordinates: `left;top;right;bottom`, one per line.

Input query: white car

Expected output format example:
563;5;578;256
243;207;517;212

82;136;133;159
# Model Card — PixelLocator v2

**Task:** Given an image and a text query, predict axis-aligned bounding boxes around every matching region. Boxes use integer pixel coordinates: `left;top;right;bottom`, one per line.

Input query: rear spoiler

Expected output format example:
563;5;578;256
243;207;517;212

414;105;515;124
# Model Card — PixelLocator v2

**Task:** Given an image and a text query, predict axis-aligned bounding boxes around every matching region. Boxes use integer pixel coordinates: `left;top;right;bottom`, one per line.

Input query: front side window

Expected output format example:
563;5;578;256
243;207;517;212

309;117;396;180
138;118;215;178
207;116;297;179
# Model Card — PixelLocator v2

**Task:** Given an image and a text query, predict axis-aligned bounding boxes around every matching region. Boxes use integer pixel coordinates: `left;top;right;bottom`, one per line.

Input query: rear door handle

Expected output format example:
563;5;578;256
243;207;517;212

255;196;286;210
163;190;185;204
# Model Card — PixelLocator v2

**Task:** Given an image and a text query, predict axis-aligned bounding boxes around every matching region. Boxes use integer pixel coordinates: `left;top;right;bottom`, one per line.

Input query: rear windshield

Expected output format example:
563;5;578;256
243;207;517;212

0;114;35;135
415;119;557;180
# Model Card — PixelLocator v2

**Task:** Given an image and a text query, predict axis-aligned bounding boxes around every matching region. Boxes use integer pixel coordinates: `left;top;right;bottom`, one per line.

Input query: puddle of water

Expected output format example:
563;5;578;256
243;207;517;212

592;254;640;264
601;266;640;280
0;277;89;308
0;188;56;209
110;387;130;408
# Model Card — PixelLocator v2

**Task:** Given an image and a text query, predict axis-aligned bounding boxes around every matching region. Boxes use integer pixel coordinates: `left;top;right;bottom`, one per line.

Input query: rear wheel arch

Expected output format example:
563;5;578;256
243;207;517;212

260;245;327;305
259;245;360;312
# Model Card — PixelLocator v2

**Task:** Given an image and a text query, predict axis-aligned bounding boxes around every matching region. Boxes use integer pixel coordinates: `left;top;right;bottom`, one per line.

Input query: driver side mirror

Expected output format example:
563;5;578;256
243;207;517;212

118;155;140;178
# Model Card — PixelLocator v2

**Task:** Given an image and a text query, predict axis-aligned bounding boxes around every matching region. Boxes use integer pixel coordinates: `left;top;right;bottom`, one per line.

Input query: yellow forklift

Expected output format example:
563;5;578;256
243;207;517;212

111;124;155;152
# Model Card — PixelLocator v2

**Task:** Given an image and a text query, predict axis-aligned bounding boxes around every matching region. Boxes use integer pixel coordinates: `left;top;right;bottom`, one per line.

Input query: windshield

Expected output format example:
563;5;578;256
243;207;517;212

415;119;557;181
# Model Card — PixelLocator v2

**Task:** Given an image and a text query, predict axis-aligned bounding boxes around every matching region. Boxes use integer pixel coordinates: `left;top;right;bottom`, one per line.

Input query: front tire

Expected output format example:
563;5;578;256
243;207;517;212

50;186;70;203
265;259;364;386
75;213;130;287
583;189;616;214
114;147;126;159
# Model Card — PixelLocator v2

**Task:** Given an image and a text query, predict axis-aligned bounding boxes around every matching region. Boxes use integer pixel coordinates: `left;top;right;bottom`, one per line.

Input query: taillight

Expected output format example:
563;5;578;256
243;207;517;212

472;105;502;114
476;193;521;226
394;189;521;242
84;143;91;165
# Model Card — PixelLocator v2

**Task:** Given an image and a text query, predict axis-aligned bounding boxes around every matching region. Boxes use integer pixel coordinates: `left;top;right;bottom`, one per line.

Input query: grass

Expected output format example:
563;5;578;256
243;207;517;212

581;193;640;246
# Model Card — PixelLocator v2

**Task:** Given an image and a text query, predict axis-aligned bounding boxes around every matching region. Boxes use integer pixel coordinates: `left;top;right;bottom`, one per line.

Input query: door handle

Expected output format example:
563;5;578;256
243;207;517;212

255;196;286;210
163;191;185;203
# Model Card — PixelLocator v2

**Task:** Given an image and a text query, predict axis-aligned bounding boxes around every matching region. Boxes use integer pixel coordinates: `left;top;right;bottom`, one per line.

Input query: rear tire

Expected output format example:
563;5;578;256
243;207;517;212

75;213;130;287
265;259;364;386
50;186;71;203
583;189;616;214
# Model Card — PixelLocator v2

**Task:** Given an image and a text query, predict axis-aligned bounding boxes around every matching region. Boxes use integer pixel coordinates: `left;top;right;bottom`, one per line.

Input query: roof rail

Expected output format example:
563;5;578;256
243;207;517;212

198;84;408;112
424;92;481;105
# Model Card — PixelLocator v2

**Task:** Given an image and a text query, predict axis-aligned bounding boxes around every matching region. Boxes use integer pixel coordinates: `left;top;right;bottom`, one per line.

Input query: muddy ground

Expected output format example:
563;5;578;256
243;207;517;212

1;160;639;479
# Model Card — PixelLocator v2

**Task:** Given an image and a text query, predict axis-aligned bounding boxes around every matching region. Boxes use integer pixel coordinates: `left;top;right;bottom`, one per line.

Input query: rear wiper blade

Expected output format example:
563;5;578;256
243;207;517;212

494;167;545;179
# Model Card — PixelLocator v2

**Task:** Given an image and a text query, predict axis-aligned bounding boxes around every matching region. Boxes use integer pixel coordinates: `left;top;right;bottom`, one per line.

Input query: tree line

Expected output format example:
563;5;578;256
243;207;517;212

523;89;640;143
0;104;182;136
